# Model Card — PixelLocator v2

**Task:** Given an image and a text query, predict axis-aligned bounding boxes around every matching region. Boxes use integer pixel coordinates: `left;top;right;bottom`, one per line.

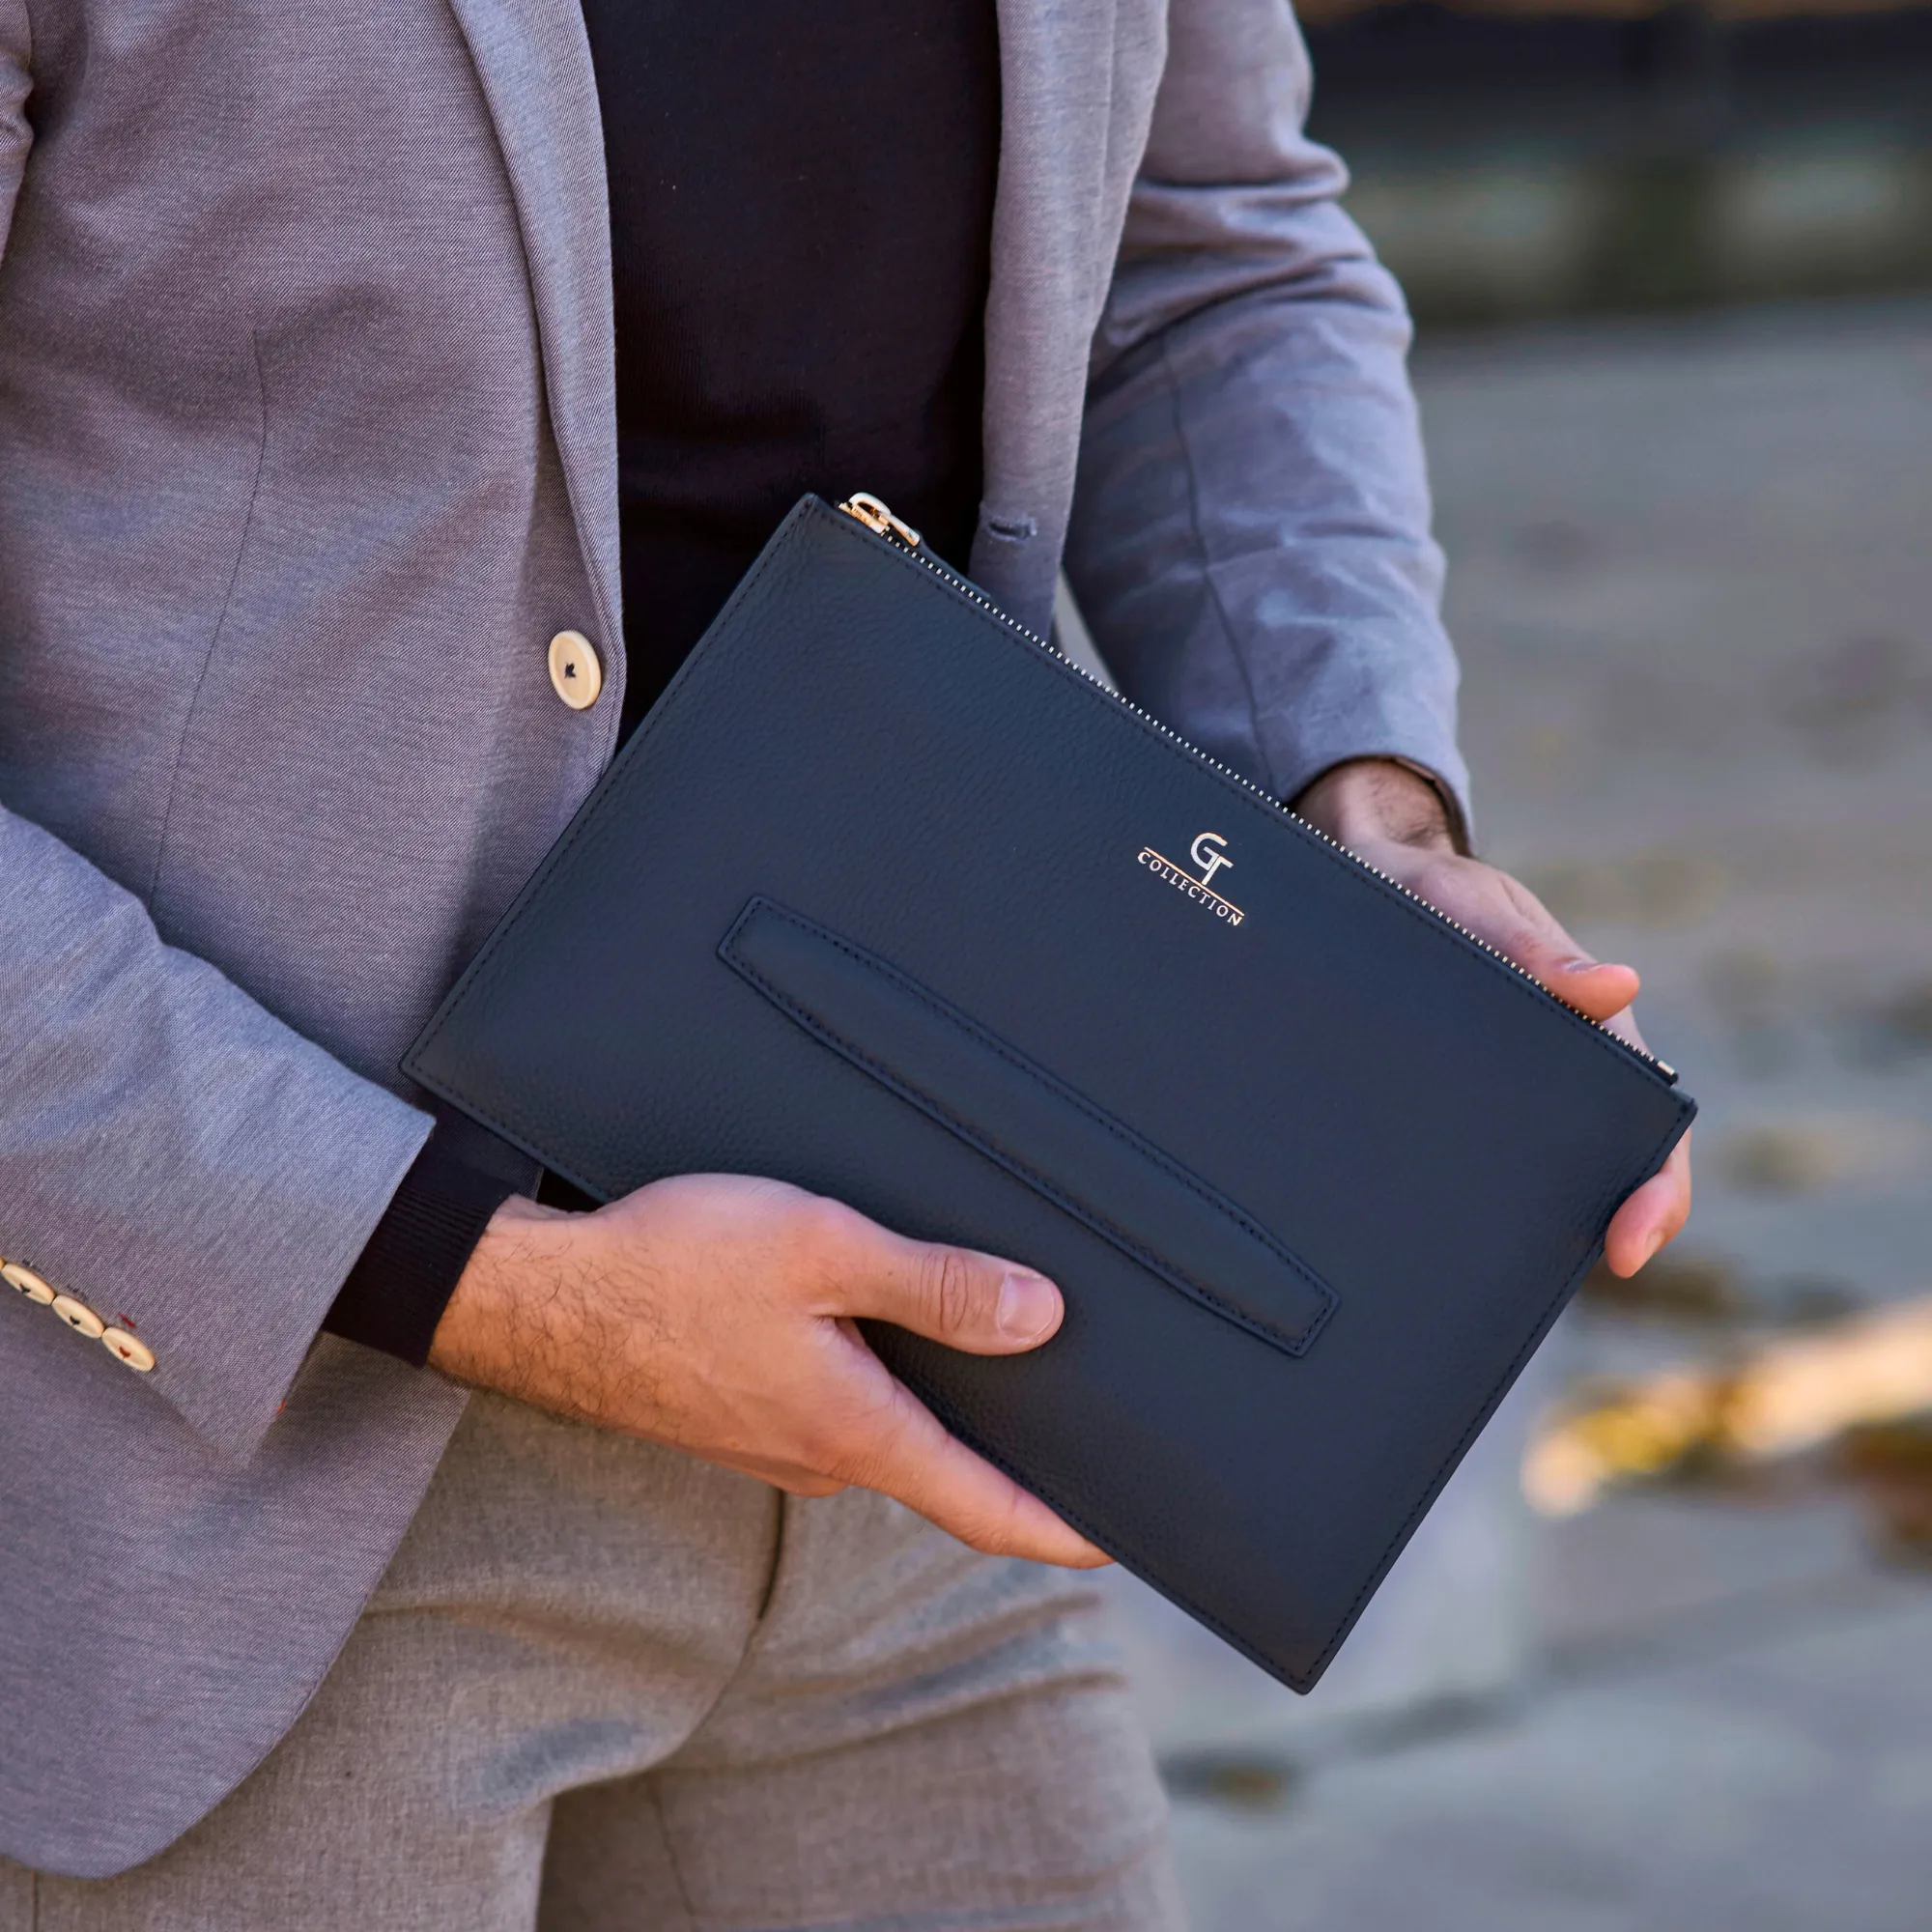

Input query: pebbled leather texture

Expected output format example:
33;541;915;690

406;496;1695;1692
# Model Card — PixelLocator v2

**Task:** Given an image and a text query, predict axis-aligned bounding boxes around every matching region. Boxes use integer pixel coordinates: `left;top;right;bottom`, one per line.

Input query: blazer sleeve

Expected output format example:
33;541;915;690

1065;0;1470;833
0;808;435;1462
0;19;437;1463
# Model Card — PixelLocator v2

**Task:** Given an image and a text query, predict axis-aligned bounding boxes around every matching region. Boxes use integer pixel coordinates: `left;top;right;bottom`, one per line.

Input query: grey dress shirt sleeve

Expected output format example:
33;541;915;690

1064;0;1470;835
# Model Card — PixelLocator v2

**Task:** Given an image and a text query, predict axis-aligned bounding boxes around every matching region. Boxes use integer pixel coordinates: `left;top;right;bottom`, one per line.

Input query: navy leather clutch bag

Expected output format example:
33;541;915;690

405;494;1693;1691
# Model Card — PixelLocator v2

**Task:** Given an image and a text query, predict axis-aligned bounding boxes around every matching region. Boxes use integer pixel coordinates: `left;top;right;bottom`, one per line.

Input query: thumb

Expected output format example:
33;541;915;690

842;1228;1065;1357
1538;952;1641;1026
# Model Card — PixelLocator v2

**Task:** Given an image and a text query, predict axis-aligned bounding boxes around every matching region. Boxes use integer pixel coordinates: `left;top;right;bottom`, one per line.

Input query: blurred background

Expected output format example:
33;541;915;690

1084;3;1932;1922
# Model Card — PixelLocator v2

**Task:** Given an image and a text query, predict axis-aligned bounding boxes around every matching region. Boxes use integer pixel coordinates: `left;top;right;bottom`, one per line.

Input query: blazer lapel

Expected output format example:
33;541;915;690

974;0;1164;636
440;0;1168;659
443;0;624;668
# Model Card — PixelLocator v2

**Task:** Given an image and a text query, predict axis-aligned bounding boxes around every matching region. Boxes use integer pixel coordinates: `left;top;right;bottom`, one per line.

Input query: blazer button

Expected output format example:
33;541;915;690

548;630;603;710
2;1261;55;1305
51;1293;105;1340
102;1327;157;1374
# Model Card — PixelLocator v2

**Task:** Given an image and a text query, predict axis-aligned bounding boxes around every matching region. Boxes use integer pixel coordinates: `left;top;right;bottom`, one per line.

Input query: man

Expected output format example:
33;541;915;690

0;0;1690;1922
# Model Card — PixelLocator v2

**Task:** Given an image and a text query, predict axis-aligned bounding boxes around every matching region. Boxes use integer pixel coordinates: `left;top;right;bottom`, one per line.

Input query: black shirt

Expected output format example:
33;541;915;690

326;1;1002;1363
589;0;1000;730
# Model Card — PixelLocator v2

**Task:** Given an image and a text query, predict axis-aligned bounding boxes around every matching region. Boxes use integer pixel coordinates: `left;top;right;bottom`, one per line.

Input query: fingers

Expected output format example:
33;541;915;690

1541;957;1643;1026
1477;885;1640;1023
1392;853;1641;1024
1472;887;1693;1269
832;1376;1111;1568
1605;1130;1693;1276
1364;850;1692;1276
778;1207;1094;1561
808;1206;1065;1357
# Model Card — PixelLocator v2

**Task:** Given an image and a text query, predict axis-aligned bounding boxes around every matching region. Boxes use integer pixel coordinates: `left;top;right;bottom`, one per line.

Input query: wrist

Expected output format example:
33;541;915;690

1292;757;1460;856
426;1194;577;1390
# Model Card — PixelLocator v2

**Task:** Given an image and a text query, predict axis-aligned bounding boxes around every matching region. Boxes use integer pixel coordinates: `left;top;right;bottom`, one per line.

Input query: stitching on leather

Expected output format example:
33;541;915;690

725;961;1328;1358
726;899;1336;1315
722;903;1333;1356
733;906;1337;1325
723;899;1331;1344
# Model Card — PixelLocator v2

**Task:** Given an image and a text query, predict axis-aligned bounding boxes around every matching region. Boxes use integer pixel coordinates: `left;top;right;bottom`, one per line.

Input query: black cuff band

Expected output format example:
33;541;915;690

324;1135;520;1368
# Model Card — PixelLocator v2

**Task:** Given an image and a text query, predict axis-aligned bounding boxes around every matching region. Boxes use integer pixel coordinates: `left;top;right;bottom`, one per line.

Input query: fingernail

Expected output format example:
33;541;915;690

997;1270;1059;1343
1638;1230;1665;1270
1560;956;1600;974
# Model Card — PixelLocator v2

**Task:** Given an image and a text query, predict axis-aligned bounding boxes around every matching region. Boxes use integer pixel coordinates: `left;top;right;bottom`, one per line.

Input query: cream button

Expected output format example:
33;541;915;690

2;1262;55;1305
51;1293;105;1340
547;630;603;710
102;1327;156;1374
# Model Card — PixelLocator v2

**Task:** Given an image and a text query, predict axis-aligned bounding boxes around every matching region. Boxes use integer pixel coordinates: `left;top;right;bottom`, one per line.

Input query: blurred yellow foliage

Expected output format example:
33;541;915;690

1525;1299;1932;1515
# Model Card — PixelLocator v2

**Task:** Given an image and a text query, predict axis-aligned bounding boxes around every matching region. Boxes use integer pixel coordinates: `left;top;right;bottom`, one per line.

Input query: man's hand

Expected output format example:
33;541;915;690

1293;758;1691;1276
428;1173;1108;1567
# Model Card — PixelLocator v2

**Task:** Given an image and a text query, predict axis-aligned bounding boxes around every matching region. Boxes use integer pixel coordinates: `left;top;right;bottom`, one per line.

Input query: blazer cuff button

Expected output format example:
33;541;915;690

51;1293;106;1340
102;1327;157;1374
2;1261;56;1305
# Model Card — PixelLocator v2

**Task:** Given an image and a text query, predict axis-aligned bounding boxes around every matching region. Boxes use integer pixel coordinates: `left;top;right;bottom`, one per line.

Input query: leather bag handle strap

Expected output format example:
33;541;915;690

720;896;1337;1358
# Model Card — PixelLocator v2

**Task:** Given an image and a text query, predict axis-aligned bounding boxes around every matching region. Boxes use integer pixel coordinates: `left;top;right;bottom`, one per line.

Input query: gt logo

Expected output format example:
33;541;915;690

1136;832;1245;927
1189;832;1233;889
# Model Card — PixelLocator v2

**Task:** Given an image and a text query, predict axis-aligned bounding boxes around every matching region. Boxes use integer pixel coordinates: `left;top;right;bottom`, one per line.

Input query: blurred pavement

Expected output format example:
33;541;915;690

1100;295;1932;1929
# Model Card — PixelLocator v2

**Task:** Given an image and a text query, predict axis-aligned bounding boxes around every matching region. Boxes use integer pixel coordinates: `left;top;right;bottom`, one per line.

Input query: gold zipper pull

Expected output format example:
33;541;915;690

838;493;923;550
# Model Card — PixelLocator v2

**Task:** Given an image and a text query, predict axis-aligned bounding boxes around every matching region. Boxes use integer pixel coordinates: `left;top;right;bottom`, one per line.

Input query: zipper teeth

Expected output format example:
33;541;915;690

846;508;1675;1085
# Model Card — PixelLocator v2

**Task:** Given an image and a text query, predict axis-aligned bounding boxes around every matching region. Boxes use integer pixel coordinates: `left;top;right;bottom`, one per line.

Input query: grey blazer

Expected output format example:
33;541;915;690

0;0;1464;1878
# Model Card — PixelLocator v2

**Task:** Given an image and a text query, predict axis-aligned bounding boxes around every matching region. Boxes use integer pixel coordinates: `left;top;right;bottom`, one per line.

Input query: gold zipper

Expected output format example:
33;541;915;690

836;492;1678;1087
840;493;923;550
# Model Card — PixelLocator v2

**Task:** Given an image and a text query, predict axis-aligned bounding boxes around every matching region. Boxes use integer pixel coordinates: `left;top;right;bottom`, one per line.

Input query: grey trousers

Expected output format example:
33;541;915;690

3;1393;1185;1931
